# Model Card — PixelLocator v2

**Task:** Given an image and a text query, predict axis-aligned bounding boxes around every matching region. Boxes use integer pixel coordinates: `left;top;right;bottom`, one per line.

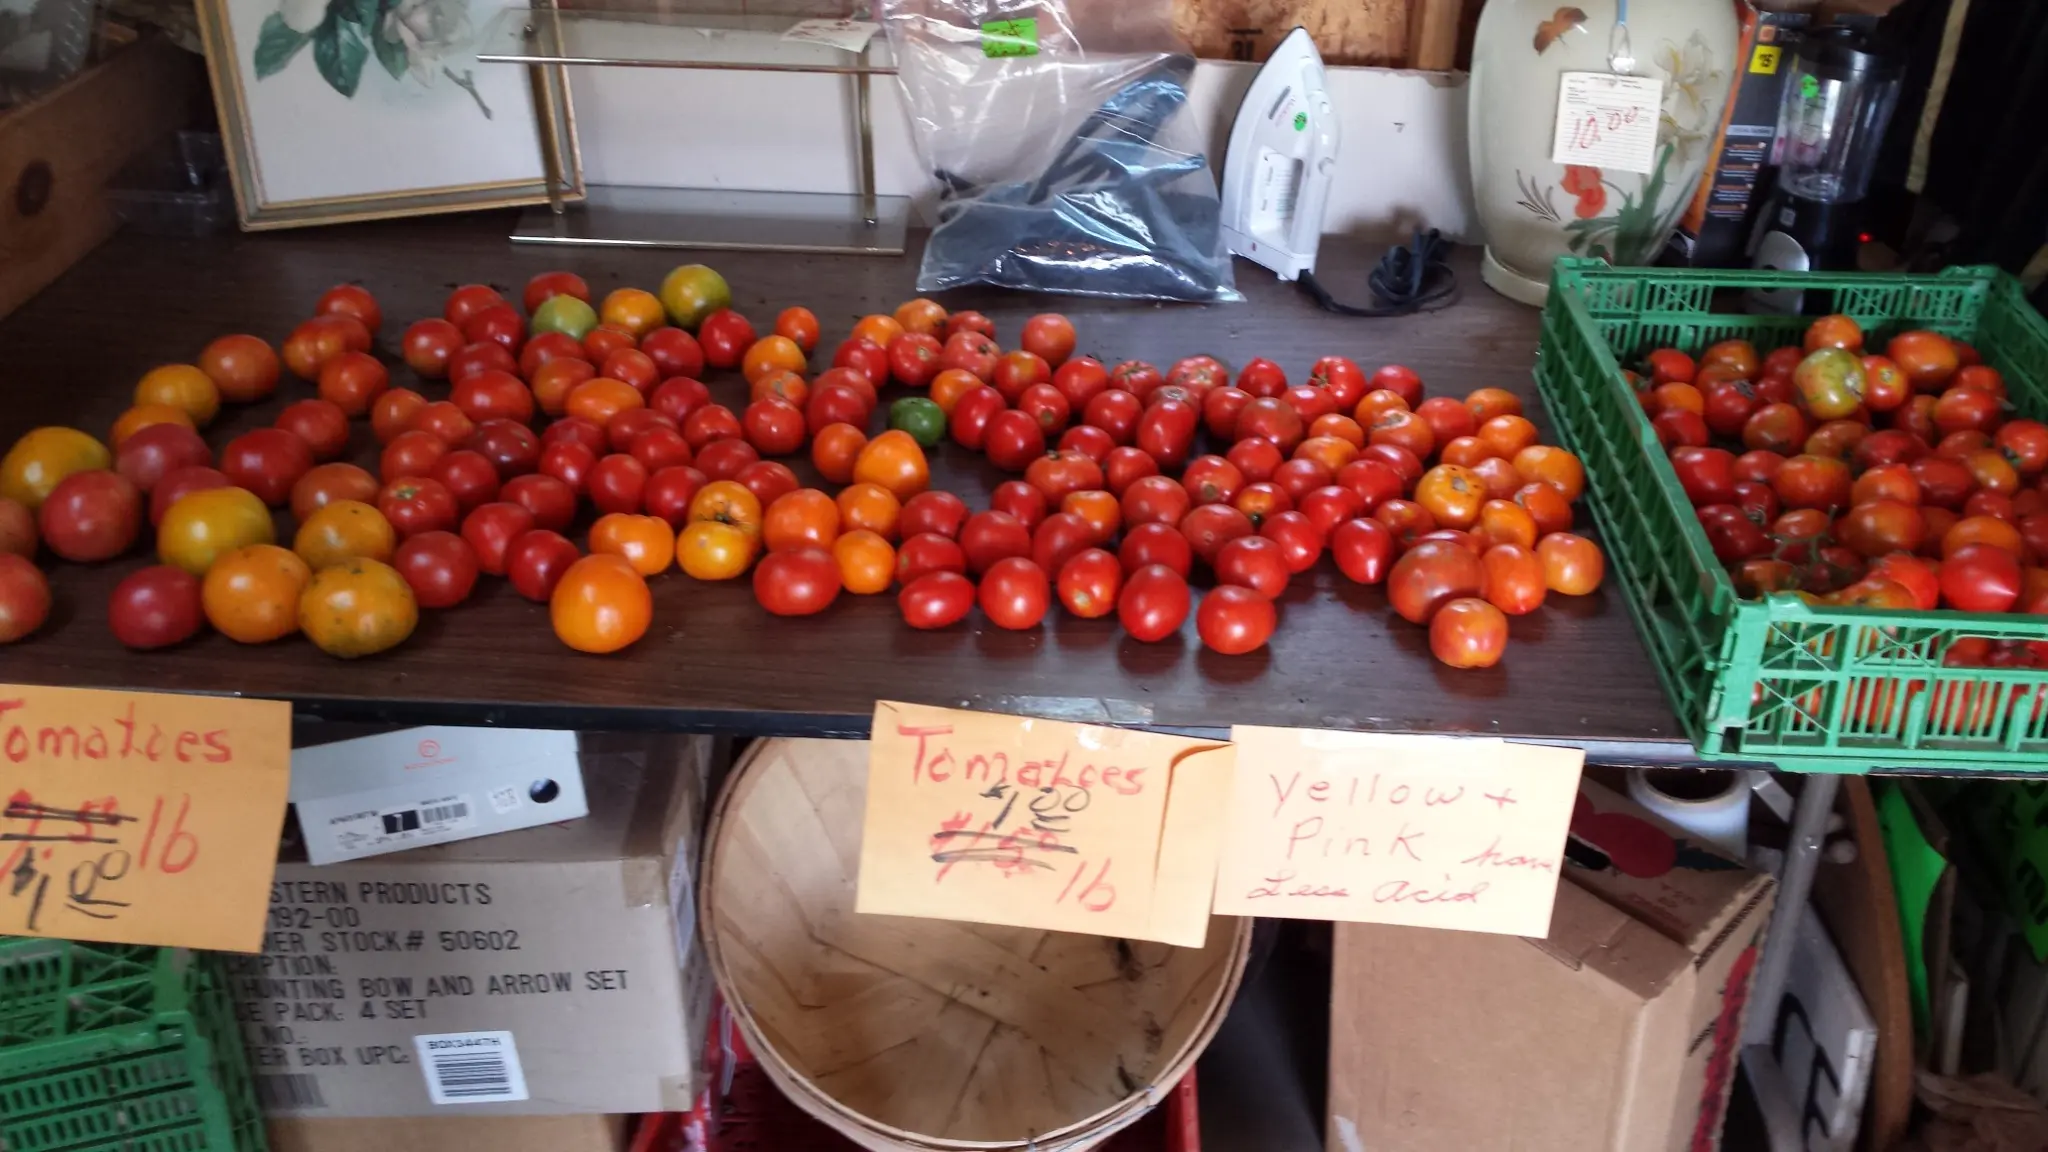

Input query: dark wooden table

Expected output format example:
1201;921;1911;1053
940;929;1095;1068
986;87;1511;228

0;215;1695;757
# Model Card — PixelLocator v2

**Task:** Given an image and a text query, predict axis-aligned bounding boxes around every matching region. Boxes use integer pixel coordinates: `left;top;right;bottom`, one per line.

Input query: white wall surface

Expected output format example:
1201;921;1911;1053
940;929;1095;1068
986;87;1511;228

565;50;1476;241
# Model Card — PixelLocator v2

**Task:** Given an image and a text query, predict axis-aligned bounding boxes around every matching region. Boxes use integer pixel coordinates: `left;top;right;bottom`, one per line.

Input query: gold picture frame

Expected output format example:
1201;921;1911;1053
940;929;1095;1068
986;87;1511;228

193;0;581;229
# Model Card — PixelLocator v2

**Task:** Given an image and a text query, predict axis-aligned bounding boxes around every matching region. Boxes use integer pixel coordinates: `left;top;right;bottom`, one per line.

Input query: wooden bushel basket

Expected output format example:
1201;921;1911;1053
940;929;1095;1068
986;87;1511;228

701;738;1250;1152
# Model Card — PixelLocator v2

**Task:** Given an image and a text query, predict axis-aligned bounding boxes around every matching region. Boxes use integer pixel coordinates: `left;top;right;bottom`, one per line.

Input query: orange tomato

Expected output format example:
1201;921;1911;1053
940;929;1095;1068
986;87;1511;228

1804;314;1865;353
1473;456;1522;500
762;488;840;553
549;554;651;653
894;298;948;336
1536;532;1605;594
1514;482;1574;537
852;430;931;500
1649;382;1704;416
677;520;755;580
1062;489;1121;542
293;500;396;569
1293;435;1358;474
1465;388;1523;421
811;424;867;485
198;333;281;403
565;377;644;425
599;288;666;338
1477;415;1540;459
299;559;418;658
833;528;895;593
591;512;677;576
1355;390;1411;425
531;358;597;418
1943;514;2024;559
774;307;820;353
1439;436;1496;468
687;480;763;535
134;365;221;426
1368;410;1435;460
837;482;902;540
158;486;273;573
111;404;195;447
741;335;807;384
929;369;984;415
1512;445;1585;502
852;313;905;349
203;544;310;643
1309;414;1366;447
1473;499;1539;550
750;369;808;408
1415;464;1487;530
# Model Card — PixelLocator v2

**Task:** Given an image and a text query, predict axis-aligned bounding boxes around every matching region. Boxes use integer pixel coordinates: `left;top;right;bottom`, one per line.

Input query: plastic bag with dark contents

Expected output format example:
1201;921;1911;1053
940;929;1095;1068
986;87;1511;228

882;0;1241;304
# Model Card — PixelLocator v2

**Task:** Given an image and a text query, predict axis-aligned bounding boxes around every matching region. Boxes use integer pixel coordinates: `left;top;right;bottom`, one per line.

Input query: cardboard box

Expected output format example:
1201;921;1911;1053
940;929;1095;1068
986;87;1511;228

1327;780;1776;1152
267;1114;628;1152
231;733;713;1118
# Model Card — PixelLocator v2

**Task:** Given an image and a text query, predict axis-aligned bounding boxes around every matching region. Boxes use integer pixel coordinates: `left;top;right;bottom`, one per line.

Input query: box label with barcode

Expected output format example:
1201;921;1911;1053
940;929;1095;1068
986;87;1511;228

414;1030;529;1104
328;794;474;858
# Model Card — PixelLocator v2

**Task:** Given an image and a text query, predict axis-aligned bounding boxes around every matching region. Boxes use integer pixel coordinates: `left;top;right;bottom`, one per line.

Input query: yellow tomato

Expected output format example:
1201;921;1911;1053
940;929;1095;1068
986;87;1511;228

676;520;754;580
293;499;396;570
1;427;112;510
134;364;222;426
158;487;274;574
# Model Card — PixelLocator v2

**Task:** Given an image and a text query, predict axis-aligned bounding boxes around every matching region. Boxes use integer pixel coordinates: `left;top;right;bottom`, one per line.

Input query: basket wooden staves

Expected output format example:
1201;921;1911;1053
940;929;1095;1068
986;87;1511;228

700;738;1250;1152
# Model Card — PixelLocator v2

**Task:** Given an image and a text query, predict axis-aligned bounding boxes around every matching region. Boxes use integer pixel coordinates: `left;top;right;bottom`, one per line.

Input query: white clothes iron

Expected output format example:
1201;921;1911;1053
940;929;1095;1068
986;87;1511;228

1219;26;1338;281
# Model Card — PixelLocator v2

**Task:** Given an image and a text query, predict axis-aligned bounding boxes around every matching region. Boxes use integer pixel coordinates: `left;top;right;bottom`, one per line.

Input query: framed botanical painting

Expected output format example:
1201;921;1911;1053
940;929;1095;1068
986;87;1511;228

195;0;579;228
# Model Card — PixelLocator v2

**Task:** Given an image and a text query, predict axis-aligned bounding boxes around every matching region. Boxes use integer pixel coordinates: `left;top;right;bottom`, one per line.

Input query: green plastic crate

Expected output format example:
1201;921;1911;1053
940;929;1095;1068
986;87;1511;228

1534;259;2048;773
0;938;267;1152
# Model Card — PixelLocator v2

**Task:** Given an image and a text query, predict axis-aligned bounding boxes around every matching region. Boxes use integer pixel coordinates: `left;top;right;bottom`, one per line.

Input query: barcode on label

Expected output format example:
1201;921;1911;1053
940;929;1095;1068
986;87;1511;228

423;802;467;823
414;1030;529;1105
256;1073;328;1109
379;801;468;835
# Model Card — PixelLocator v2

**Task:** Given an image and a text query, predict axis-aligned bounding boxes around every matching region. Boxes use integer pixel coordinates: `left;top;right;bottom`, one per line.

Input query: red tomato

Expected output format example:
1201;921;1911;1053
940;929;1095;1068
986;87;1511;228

1369;365;1424;408
429;449;502;513
959;510;1031;575
641;328;705;380
402;319;463;379
990;480;1047;532
0;554;49;642
1016;383;1072;435
523;271;590;313
462;303;526;354
1430;598;1509;668
698;440;762;483
939;332;1001;383
754;547;841;616
1226;437;1285;483
1020;314;1076;367
978;556;1050;629
1309;356;1369;410
505;529;581;601
1109;522;1185;578
1335;459;1403;512
991;351;1052;404
445;284;506;327
1058;423;1117;464
1168;355;1228;399
501;474;577;532
832;337;890;387
1109;360;1164;397
1235;358;1286;397
947;386;1005;451
1298;485;1366;538
1388;539;1486;624
587;454;649;516
116;424;212;493
643;466;707;528
897;533;967;583
1670;446;1738;507
377;478;460;539
1136;399;1199;469
1119;564;1191;641
899;491;968;539
699;310;757;370
984;410;1046;472
464;420;541;481
887;333;942;388
393;530;479;608
1258;510;1322;573
1122;475;1190;528
460;502;535;575
39;470;141;562
1940;544;2022;611
1331;518;1395;584
899;571;975;629
742;399;807;456
1215;535;1289;598
1055;548;1121;618
1180;504;1254;565
1197;585;1277;654
149;466;231;527
1023;452;1103;502
220;428;314;506
1084;389;1143;444
1054;357;1111;409
107;565;203;648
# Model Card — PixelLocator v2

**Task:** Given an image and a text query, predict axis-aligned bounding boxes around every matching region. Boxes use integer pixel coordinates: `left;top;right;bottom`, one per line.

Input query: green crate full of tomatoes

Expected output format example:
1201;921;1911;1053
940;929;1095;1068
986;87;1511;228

1533;259;2048;773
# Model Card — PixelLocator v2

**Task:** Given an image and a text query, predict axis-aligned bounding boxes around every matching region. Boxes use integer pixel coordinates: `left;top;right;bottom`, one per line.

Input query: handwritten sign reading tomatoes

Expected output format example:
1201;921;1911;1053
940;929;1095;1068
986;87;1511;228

0;684;291;951
1212;727;1582;936
856;701;1233;946
1549;71;1664;176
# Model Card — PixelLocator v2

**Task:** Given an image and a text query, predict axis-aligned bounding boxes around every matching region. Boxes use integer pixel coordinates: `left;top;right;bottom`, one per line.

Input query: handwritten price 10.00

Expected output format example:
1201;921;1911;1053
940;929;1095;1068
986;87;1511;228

1568;104;1640;153
2;790;200;933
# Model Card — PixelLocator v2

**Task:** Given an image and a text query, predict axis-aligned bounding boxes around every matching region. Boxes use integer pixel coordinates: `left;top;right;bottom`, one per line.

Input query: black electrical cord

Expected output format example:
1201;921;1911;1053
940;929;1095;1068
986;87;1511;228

1297;228;1459;317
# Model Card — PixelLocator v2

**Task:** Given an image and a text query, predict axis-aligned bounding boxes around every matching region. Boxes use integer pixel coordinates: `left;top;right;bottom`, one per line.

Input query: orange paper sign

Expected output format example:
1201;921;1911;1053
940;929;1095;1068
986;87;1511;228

856;701;1233;946
0;684;292;951
1212;727;1583;937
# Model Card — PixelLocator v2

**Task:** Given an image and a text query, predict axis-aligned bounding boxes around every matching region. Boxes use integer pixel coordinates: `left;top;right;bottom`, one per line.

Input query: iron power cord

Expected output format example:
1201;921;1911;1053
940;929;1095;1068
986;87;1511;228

1296;228;1459;318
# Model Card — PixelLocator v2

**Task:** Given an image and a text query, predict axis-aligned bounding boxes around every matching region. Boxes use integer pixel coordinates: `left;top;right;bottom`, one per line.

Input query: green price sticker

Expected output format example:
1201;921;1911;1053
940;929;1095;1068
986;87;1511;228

1293;111;1307;131
1799;73;1820;99
982;17;1038;58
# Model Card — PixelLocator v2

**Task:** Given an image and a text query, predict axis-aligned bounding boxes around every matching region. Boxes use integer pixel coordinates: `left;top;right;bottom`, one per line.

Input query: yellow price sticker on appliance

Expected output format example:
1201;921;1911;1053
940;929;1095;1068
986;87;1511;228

856;701;1233;946
1751;45;1782;74
1212;727;1583;937
0;684;292;952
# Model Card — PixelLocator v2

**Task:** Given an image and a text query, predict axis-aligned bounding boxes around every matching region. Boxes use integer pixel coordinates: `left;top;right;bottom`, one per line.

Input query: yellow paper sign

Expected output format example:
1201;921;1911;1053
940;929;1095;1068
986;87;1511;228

856;701;1232;946
1212;727;1583;937
0;684;292;952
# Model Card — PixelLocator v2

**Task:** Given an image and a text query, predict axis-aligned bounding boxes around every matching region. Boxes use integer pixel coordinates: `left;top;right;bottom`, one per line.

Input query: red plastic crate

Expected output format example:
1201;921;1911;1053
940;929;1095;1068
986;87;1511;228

630;994;1199;1152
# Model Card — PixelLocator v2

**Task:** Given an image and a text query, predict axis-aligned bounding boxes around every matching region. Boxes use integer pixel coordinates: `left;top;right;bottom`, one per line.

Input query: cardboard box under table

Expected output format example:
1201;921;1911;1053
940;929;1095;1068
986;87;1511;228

1327;780;1777;1152
232;733;713;1118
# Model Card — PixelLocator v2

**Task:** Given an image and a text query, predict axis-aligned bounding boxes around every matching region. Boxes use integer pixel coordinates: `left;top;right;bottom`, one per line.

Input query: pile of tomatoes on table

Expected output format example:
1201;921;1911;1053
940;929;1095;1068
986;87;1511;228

0;263;1604;665
1640;316;2048;657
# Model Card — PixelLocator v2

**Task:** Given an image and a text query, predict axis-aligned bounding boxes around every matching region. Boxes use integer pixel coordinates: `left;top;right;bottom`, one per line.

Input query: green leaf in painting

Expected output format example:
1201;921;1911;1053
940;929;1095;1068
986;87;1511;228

334;0;377;31
312;15;370;97
372;1;409;81
253;13;310;79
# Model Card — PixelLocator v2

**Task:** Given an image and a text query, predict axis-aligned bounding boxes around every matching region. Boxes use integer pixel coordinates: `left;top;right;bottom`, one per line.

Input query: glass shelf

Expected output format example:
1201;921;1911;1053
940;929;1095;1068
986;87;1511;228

511;185;909;254
475;8;896;74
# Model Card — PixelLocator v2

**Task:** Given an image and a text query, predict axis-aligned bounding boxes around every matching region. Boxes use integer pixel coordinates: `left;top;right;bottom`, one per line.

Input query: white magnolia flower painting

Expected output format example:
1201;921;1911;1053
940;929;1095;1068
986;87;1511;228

253;0;491;116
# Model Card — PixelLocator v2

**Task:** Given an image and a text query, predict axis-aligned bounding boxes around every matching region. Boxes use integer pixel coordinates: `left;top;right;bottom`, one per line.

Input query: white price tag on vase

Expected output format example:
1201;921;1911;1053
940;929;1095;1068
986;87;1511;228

1550;71;1664;175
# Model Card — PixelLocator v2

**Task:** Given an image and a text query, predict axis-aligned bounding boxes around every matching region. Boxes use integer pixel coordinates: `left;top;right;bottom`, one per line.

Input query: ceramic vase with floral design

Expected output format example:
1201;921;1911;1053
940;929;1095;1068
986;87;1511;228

1467;0;1738;305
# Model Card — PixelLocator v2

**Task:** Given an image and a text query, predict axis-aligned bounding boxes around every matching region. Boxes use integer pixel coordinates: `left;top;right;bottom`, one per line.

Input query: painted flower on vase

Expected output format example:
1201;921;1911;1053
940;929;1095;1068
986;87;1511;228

251;0;493;118
1560;165;1606;218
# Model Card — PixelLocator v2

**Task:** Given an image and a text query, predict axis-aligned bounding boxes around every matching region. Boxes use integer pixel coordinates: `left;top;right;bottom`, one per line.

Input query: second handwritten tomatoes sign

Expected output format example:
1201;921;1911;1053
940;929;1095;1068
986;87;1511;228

1212;727;1583;937
0;684;292;952
856;701;1234;947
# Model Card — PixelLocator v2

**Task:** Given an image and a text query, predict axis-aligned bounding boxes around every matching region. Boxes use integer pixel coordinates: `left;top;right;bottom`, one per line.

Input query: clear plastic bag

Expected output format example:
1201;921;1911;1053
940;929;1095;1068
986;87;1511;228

881;0;1240;303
